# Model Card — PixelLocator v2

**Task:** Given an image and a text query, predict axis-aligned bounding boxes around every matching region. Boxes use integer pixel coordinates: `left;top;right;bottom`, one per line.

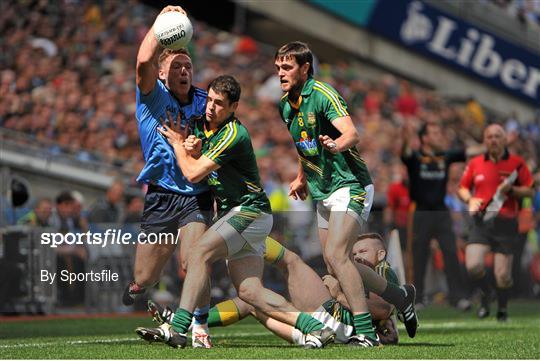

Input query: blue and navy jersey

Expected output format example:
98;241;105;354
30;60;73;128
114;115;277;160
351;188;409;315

136;80;208;195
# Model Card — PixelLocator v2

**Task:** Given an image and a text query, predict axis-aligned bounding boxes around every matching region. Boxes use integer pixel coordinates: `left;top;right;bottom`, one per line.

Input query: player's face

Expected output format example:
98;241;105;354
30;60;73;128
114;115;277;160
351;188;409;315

484;125;506;155
161;54;193;95
352;239;381;269
206;88;238;125
274;56;308;93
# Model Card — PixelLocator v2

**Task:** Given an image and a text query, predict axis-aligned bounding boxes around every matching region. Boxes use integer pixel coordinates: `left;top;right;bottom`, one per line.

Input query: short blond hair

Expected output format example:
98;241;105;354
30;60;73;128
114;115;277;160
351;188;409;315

158;48;191;69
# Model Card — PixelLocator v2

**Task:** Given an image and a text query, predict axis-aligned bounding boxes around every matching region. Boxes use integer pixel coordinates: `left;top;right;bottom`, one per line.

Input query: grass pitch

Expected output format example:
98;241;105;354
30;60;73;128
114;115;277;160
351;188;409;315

1;301;539;359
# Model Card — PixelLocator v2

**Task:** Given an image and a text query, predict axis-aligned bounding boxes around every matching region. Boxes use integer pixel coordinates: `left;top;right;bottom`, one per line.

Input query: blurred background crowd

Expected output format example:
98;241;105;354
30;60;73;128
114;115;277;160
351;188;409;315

1;0;539;313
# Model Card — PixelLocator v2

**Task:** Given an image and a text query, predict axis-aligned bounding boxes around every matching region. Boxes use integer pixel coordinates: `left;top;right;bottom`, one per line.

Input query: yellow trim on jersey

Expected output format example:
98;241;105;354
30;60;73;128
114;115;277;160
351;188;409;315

300;157;323;176
203;123;214;138
238;210;259;220
313;81;348;117
288;95;303;110
206;121;238;160
348;149;366;164
245;181;262;193
281;93;288;101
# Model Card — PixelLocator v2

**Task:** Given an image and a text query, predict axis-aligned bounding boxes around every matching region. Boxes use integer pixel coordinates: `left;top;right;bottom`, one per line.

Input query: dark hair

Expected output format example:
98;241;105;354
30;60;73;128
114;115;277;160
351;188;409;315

357;233;386;251
158;48;191;69
275;41;314;76
56;191;74;205
207;75;241;104
418;122;439;143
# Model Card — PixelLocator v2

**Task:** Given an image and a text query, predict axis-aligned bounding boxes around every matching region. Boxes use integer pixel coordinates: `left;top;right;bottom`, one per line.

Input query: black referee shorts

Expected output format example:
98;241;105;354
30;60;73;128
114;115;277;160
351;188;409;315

467;216;518;255
141;184;213;235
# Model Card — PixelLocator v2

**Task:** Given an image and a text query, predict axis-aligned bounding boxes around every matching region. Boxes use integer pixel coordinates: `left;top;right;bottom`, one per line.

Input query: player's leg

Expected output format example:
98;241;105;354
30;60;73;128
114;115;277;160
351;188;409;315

493;252;513;321
178;221;212;347
267;237;331;312
144;228;228;348
411;209;432;306
465;242;491;318
323;208;382;344
228;255;334;348
436;210;469;307
125;240;176;305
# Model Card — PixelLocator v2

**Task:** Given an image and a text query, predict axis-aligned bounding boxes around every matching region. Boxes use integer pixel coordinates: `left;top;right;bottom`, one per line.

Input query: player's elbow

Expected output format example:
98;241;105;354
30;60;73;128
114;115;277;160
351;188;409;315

185;173;203;184
185;168;207;184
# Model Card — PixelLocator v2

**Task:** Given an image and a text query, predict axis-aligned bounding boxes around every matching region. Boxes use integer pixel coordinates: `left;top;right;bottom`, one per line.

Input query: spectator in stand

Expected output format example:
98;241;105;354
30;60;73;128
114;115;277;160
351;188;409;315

87;179;125;225
17;197;54;227
384;164;410;250
395;81;418;118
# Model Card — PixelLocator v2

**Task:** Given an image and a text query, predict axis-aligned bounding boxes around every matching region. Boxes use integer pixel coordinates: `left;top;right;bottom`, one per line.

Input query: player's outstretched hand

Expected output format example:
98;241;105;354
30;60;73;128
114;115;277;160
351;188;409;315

319;135;338;154
157;111;188;147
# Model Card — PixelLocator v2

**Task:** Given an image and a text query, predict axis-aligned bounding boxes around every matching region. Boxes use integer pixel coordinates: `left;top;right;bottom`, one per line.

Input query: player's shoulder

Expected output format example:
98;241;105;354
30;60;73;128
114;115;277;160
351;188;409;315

507;152;526;165
311;79;342;98
193;86;207;99
232;118;250;139
469;154;485;164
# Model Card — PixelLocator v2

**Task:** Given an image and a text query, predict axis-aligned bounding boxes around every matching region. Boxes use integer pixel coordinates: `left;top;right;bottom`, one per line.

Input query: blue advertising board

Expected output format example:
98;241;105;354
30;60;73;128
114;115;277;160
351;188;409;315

367;0;540;105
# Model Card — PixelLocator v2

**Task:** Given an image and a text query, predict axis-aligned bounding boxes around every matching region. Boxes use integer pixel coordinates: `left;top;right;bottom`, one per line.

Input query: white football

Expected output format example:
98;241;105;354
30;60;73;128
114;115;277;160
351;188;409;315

153;11;193;50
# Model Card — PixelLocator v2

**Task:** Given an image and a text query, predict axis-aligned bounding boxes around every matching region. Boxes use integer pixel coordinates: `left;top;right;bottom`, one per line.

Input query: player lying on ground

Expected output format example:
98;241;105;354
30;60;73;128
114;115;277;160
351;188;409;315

143;234;406;346
137;75;334;349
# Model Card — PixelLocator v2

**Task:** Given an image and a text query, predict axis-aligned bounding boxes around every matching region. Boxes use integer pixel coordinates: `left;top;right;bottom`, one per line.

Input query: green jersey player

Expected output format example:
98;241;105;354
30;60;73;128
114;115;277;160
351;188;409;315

274;41;418;344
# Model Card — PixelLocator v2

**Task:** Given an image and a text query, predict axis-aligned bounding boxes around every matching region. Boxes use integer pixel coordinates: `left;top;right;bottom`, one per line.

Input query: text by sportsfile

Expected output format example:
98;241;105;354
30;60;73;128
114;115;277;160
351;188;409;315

40;229;181;248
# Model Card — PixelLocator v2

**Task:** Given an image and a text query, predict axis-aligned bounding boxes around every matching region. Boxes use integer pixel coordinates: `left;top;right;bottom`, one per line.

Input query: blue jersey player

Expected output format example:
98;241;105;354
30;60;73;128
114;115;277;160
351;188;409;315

123;5;213;348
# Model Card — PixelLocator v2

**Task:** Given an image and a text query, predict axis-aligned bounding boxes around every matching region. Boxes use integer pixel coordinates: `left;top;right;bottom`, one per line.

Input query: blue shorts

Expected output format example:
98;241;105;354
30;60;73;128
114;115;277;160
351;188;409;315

140;184;213;234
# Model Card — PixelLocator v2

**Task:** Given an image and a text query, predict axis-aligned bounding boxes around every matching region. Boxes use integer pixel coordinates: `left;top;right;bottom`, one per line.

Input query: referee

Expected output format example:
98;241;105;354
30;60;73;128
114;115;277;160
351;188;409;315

401;122;479;308
458;124;534;321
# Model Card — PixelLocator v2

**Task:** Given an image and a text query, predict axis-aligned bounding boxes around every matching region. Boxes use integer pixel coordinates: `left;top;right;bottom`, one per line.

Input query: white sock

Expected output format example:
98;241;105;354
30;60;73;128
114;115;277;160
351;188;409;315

291;328;305;345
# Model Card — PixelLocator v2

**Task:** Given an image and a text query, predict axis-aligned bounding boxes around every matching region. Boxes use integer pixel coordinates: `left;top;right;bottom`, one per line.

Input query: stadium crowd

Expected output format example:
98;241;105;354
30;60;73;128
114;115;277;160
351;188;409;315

488;0;540;28
1;0;540;309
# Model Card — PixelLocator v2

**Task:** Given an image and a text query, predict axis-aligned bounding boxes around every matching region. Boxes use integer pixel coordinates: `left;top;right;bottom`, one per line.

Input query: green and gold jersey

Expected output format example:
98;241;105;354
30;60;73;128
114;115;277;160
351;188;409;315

375;260;399;286
194;115;271;218
278;77;372;200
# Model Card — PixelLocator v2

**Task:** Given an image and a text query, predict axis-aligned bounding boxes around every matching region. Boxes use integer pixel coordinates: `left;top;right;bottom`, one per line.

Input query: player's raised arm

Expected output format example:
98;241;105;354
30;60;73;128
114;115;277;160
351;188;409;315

136;6;187;95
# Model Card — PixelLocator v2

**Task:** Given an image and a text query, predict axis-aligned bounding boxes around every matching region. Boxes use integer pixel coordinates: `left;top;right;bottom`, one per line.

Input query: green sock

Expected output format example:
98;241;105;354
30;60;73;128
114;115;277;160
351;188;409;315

353;312;377;339
171;308;193;334
295;312;325;333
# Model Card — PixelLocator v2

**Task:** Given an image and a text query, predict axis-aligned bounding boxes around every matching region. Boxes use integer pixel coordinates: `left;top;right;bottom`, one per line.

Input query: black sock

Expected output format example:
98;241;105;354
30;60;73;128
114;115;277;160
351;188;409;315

470;273;491;300
496;287;510;312
381;283;407;311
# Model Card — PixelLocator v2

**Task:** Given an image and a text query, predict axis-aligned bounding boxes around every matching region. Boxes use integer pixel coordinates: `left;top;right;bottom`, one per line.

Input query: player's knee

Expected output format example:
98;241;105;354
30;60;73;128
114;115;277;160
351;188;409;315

237;280;263;306
466;263;485;278
325;249;348;271
134;268;158;287
494;270;512;288
282;250;301;269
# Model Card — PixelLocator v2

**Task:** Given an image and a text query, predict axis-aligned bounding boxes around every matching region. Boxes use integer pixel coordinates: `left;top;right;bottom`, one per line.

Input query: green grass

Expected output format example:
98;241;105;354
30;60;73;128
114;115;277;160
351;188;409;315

1;301;539;359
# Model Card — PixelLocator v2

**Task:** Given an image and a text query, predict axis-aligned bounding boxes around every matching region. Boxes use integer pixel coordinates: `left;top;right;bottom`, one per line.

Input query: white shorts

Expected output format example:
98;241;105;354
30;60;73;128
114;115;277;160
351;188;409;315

316;184;374;229
211;207;273;260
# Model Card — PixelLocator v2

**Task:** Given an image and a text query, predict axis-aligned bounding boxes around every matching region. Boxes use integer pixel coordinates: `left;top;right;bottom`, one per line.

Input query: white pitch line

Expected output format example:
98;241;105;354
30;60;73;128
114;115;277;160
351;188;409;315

0;332;272;349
